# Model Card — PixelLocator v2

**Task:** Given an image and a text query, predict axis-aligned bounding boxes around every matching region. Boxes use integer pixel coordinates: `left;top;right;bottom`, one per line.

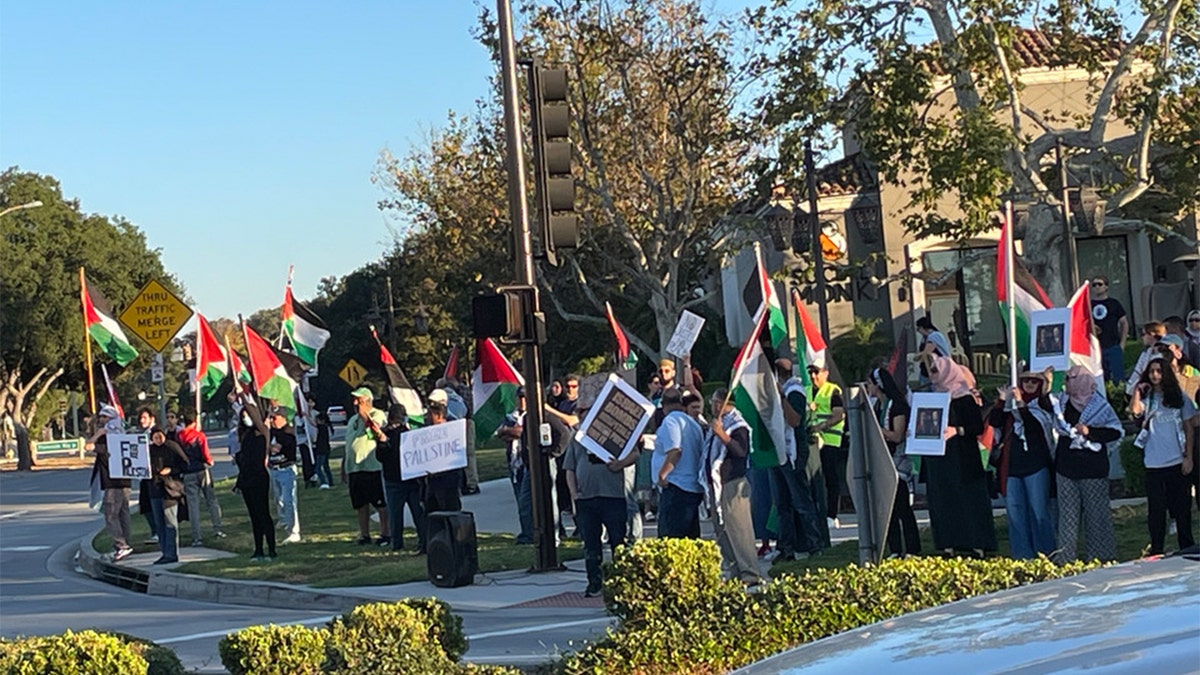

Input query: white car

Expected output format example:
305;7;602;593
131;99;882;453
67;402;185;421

326;406;347;425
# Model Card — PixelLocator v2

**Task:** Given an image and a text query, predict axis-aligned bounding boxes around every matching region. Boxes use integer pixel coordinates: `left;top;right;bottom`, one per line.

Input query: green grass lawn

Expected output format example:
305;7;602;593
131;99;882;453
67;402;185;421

95;444;580;587
772;500;1200;577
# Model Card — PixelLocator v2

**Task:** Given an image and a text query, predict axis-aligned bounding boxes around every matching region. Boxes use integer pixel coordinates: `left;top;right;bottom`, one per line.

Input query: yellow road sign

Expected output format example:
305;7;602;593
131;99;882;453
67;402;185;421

339;359;367;388
118;279;194;353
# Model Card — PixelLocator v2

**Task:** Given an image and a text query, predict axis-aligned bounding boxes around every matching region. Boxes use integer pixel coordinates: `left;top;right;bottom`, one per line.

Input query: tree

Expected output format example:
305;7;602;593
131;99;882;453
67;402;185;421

753;0;1198;303
0;168;183;426
375;0;764;367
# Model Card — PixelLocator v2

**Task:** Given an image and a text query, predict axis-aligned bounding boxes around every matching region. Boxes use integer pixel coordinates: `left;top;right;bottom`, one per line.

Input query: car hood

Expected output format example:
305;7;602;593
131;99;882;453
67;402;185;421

734;556;1200;675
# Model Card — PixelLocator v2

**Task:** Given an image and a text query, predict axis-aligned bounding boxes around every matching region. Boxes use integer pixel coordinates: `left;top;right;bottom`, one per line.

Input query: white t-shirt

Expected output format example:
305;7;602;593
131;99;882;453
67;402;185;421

1142;395;1196;469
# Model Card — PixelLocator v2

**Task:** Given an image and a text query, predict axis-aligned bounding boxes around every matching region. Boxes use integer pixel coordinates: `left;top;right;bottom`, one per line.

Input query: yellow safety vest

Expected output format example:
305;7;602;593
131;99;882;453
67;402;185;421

810;381;845;447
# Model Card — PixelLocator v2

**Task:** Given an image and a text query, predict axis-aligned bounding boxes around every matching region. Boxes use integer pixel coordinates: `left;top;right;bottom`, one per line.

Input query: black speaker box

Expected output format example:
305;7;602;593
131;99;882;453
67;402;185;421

426;511;478;588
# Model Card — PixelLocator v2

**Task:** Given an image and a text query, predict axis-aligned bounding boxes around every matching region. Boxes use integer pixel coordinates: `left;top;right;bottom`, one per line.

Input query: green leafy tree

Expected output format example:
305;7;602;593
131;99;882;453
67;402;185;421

0;168;183;426
752;0;1198;303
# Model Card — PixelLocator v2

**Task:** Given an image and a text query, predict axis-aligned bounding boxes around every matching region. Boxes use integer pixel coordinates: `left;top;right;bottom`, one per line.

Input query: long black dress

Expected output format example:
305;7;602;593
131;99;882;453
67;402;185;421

924;395;997;553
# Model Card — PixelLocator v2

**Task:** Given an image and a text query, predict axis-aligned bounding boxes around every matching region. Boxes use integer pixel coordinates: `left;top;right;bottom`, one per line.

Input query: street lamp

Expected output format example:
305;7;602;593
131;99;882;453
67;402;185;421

0;201;43;218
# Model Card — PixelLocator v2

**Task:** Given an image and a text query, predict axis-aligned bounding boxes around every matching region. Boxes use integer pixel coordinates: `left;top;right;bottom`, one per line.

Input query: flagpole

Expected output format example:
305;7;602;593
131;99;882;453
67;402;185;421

1005;201;1018;388
79;267;97;413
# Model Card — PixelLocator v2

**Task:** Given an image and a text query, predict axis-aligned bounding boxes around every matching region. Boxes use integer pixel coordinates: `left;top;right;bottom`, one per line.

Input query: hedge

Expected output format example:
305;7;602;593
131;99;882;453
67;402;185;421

0;630;148;674
560;539;1101;674
219;624;328;675
100;631;186;675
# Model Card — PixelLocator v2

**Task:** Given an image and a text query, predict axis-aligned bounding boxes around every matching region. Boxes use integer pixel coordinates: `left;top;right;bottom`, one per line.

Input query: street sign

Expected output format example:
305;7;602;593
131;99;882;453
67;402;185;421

118;279;194;353
339;359;366;388
150;365;165;383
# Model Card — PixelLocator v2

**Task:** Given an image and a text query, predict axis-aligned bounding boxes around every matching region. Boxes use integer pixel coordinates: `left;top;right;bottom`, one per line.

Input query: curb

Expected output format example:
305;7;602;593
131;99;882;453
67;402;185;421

78;527;376;612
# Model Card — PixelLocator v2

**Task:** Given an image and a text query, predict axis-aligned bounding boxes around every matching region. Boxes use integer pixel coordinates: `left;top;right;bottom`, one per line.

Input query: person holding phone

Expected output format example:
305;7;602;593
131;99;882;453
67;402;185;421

1129;356;1196;555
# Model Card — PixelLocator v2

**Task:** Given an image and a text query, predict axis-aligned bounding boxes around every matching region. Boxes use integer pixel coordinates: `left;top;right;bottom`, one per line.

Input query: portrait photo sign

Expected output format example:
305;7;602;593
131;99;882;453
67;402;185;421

400;418;468;480
108;433;151;480
666;310;706;358
906;392;951;456
1029;308;1071;372
575;374;655;463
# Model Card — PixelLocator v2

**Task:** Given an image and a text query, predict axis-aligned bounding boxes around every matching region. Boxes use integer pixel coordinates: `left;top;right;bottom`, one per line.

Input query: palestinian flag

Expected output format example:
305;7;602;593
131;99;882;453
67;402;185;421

472;338;523;446
605;301;638;370
99;363;124;420
242;323;297;406
195;313;228;400
1067;282;1105;384
282;285;330;367
996;215;1052;368
742;242;787;350
444;346;460;382
730;311;787;469
791;288;827;388
80;271;138;366
370;326;424;418
225;336;252;387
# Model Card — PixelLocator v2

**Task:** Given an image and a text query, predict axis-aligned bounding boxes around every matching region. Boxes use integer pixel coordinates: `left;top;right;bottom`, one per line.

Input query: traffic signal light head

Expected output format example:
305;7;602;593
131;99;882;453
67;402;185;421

530;65;579;265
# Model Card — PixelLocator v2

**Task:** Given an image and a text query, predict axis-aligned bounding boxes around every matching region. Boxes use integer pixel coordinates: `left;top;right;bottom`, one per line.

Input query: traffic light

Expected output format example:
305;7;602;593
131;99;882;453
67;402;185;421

529;64;579;266
471;286;546;345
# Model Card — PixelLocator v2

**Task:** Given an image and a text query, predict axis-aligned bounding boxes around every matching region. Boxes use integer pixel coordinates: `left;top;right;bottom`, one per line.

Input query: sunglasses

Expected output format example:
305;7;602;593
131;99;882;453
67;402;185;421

566;384;578;389
1191;318;1200;323
1091;281;1107;287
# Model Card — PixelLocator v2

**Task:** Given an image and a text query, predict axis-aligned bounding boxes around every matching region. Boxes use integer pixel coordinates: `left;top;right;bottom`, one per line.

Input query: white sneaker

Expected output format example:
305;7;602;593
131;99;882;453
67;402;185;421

113;546;133;562
284;533;301;544
319;484;330;490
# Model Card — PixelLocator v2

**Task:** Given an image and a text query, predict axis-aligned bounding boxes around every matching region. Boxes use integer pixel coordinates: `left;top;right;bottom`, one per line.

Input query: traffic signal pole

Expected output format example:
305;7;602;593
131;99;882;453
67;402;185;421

496;0;558;571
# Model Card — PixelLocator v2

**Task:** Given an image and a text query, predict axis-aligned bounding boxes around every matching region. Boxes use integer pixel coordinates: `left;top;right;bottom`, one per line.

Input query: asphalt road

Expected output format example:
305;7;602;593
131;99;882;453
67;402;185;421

0;427;614;672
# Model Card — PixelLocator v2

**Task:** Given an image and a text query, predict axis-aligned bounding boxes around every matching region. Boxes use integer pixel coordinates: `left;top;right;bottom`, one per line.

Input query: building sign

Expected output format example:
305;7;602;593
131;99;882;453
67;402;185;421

795;265;882;304
118;279;193;353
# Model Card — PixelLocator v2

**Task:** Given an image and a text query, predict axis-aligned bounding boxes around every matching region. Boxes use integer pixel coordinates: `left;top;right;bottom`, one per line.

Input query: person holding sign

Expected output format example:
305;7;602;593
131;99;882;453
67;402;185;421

564;429;640;597
86;405;133;562
376;405;426;553
922;355;996;557
988;370;1056;560
422;398;463;514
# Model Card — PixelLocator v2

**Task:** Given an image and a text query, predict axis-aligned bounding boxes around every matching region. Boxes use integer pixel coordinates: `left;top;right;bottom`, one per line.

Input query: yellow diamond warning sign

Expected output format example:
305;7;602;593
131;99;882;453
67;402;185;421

339;359;367;388
118;279;193;353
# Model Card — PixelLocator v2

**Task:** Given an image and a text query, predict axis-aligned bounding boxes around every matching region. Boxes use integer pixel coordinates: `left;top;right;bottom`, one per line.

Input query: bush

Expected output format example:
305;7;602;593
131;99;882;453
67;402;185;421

0;630;148;674
100;631;186;675
604;538;726;624
219;624;327;675
561;541;1101;675
324;602;457;674
396;597;468;661
1119;436;1144;497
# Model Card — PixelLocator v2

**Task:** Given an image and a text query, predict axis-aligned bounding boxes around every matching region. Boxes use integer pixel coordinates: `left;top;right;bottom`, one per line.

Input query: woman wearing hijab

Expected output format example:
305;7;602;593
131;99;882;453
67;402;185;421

866;368;921;557
1129;356;1196;555
1053;366;1121;562
1184;310;1200;368
921;355;996;556
234;404;276;561
988;370;1056;560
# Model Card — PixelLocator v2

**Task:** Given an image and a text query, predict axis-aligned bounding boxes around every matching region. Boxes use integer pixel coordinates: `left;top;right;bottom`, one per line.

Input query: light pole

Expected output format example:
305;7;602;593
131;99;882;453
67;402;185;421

0;201;43;218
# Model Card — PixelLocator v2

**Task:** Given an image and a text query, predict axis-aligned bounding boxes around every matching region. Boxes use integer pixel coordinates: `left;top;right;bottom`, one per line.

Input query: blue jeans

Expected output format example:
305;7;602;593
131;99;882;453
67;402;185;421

313;453;333;487
149;497;178;561
657;483;703;538
383;478;426;551
1101;345;1125;383
746;467;775;541
768;461;825;556
1006;468;1056;559
575;496;628;590
270;466;299;537
511;465;534;544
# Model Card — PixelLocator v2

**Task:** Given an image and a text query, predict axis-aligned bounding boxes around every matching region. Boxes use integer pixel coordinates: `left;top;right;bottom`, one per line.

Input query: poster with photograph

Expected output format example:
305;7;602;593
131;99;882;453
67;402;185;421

107;433;151;480
575;374;655;463
1029;307;1071;371
665;310;706;358
905;392;951;456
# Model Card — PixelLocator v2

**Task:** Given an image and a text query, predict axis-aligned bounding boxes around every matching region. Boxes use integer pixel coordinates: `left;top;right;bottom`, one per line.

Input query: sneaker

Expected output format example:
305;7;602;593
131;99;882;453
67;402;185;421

762;549;781;563
145;535;159;544
113;546;133;562
214;531;228;539
375;536;391;547
152;557;178;565
319;484;331;490
462;485;481;496
250;554;268;562
284;533;301;544
356;536;372;546
584;583;603;597
189;540;203;548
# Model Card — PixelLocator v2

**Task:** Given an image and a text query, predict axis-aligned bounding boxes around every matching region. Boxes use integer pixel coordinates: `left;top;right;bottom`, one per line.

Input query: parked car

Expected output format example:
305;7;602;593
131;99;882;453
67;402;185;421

733;555;1200;675
326;406;347;425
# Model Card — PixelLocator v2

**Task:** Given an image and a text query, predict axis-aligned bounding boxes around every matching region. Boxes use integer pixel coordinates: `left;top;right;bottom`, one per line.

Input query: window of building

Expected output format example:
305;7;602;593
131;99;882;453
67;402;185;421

1076;236;1132;319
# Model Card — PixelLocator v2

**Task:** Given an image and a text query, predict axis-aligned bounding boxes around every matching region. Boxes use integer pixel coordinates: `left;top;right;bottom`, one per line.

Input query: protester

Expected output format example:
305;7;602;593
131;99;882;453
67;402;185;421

376;404;426;553
312;410;334;489
1126;322;1166;395
422;399;463;514
923;355;996;556
770;358;827;561
178;414;225;547
547;380;565;409
234;404;276;561
436;376;479;496
704;388;764;584
551;375;582;536
500;389;571;546
652;387;705;538
916;316;952;360
807;363;846;530
268;409;301;544
296;400;318;488
1186;310;1200;368
148;427;188;565
1054;365;1121;562
133;407;158;542
1089;275;1128;383
343;388;391;546
1129;356;1196;554
682;389;707;431
866;368;920;558
564;428;639;597
86;405;132;561
989;371;1056;560
164;411;183;442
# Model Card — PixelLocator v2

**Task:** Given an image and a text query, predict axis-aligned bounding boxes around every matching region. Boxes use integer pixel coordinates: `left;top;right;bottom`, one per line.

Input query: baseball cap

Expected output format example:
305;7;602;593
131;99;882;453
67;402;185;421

427;388;449;404
1161;334;1184;348
97;404;120;419
350;387;374;401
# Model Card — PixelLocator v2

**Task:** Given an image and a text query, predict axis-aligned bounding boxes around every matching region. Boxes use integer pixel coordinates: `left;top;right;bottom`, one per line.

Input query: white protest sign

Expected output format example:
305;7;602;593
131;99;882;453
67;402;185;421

665;310;706;358
905;392;951;456
107;433;151;480
574;374;655;463
400;418;468;480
